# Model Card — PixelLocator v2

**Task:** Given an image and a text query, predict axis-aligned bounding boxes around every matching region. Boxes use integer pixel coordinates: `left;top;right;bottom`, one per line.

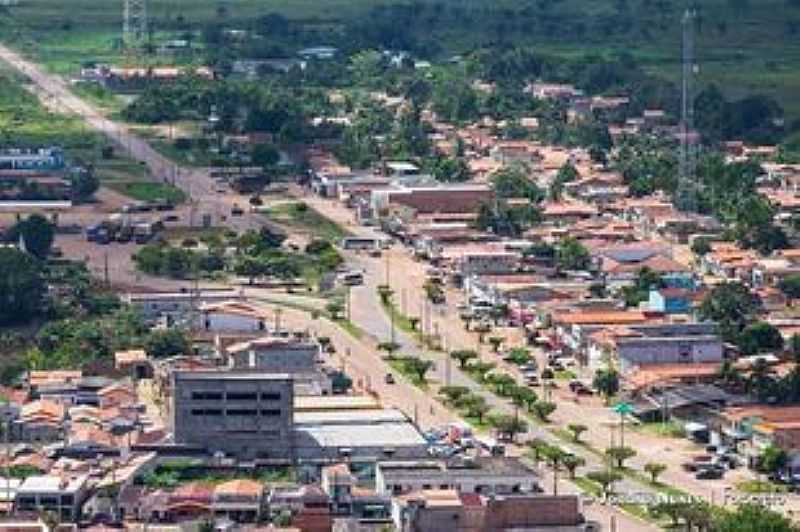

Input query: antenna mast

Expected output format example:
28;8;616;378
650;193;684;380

123;0;148;46
677;6;697;212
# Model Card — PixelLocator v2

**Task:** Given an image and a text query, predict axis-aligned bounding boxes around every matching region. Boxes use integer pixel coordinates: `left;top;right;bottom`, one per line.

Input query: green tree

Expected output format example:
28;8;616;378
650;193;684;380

7;214;54;259
567;423;588;443
487;413;528;442
561;454;586;479
586;470;622;497
432;157;470;182
605;445;637;469
713;503;796;532
438;385;471;404
491;163;543;201
691;237;712;256
403;356;434;383
699;282;761;343
459;394;490;423
738;321;784;355
145;329;190;358
644;462;667;484
556;237;591;271
0;248;43;325
593;368;620;402
251;143;280;168
450;349;478;369
532;401;557;421
758;444;788;474
69;170;100;202
488;336;504;352
778;274;800;299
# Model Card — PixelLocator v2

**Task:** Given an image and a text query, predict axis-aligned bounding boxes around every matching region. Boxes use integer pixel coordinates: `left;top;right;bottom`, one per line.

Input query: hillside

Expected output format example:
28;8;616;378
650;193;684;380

1;0;799;120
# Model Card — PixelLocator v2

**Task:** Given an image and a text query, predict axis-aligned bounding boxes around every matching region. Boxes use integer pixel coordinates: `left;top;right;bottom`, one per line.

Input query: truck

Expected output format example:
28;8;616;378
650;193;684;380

133;222;154;244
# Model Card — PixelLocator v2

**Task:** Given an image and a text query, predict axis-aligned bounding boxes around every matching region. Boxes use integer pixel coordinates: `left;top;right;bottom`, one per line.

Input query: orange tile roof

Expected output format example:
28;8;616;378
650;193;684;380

722;405;800;423
28;370;81;388
553;311;649;326
627;362;722;390
21;399;65;422
214;479;264;498
115;349;147;367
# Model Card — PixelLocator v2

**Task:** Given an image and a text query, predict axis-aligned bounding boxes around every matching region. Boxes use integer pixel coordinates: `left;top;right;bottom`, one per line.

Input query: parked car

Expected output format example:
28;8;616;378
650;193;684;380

569;381;594;395
695;466;725;480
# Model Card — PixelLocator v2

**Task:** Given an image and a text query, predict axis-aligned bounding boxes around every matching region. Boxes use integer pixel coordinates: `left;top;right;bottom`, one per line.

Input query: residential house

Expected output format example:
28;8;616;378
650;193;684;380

267;484;332;532
370;184;493;223
702;242;759;281
648;287;701;315
540;201;598;225
551;310;656;355
12;400;65;442
97;383;136;410
114;349;151;380
597;243;689;288
212;479;264;522
15;475;89;521
198;300;271;333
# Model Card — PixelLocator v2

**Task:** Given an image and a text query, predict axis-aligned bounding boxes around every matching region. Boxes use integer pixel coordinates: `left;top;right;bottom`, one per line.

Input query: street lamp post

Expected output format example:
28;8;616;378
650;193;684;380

612;401;634;449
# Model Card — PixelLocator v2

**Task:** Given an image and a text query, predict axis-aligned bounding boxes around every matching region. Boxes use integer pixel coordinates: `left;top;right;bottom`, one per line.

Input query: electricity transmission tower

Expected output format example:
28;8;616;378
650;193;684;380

123;0;148;46
676;6;698;212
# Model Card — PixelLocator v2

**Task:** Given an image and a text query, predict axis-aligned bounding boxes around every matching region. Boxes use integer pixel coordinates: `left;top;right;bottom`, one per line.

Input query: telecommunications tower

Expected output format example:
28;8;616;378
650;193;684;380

123;0;148;46
676;6;698;211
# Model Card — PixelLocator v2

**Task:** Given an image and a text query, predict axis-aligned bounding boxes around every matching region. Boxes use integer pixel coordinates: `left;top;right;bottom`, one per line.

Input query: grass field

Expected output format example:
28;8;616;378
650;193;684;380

262;201;350;242
1;0;800;120
107;181;186;203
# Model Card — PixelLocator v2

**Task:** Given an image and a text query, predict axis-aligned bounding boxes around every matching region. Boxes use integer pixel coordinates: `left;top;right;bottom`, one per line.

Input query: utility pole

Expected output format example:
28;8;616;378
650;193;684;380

103;252;110;287
677;6;698;212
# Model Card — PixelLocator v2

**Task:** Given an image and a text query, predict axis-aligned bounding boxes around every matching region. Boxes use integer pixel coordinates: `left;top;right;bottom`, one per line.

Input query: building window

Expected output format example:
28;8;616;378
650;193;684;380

226;392;258;401
191;392;223;401
260;409;281;416
260;392;282;401
191;409;222;416
227;409;257;416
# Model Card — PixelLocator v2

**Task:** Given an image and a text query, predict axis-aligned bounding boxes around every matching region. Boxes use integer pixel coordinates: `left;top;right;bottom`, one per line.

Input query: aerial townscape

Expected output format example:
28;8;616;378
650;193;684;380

1;1;800;531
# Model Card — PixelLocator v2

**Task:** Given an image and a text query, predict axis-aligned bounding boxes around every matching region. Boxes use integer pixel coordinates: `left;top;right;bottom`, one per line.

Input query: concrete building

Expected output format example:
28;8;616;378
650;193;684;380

225;336;330;395
170;371;294;460
199;300;271;333
587;322;724;373
391;490;588;532
376;457;539;497
294;409;428;464
123;289;242;322
227;337;319;373
15;475;89;521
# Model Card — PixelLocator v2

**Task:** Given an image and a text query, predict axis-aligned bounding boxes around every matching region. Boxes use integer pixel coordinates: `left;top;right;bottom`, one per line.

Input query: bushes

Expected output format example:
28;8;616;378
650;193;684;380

133;243;225;279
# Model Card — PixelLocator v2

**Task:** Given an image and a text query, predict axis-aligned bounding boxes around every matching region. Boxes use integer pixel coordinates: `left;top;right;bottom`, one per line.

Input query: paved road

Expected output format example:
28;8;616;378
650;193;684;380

0;43;258;234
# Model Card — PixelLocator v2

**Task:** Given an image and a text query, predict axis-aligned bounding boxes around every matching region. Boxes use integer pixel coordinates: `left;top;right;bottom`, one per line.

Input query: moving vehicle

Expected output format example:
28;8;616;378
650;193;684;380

475;436;505;456
384;373;395;384
340;271;364;286
231;204;244;216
